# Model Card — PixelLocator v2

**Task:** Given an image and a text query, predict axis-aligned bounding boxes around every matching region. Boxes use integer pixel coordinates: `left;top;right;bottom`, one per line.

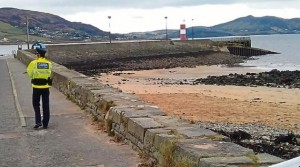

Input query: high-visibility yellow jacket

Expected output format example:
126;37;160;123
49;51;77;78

27;57;53;89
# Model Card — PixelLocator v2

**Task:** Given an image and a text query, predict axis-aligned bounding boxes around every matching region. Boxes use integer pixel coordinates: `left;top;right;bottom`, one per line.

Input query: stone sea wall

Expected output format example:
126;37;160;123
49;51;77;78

16;42;283;167
46;40;222;65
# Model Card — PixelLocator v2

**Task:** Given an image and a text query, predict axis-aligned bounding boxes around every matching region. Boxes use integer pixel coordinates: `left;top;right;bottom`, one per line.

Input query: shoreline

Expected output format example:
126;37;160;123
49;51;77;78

98;64;300;159
98;65;300;131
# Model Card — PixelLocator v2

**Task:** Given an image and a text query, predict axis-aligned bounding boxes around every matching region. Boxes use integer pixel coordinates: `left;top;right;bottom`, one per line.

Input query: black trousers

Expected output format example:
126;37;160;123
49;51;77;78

32;88;50;127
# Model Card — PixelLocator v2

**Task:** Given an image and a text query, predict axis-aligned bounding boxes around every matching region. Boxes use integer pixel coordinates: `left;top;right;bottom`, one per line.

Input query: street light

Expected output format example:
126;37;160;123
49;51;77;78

164;16;168;40
26;16;29;49
108;16;111;43
192;18;194;40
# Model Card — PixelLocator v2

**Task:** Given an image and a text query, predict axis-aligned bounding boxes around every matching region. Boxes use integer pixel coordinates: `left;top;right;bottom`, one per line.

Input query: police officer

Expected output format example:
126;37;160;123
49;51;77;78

27;47;53;129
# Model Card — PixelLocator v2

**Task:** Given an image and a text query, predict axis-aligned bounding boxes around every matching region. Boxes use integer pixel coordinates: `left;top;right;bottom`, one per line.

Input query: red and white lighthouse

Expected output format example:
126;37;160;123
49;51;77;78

180;24;187;41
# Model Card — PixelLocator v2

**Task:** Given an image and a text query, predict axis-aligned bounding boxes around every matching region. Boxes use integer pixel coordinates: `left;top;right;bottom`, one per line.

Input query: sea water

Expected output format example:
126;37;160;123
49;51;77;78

241;34;300;71
0;44;27;56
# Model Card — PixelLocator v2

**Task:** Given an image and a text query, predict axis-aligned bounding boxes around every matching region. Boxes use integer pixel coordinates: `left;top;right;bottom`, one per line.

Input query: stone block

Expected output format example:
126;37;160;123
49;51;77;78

109;107;122;124
84;85;105;91
199;156;255;167
112;123;120;132
121;105;165;118
137;140;144;151
256;153;284;166
151;116;191;127
176;139;254;160
91;88;119;95
109;106;165;136
125;131;138;146
128;118;164;142
153;133;176;150
144;128;171;151
173;150;199;167
176;127;217;138
151;134;176;166
102;93;144;107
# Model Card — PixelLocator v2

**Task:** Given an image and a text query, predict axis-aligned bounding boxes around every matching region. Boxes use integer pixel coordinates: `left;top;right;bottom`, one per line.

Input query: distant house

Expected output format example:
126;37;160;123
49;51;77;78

0;38;9;42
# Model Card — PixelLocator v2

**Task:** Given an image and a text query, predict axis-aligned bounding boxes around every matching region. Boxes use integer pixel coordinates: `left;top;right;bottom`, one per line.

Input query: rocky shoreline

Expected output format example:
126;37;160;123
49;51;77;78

149;69;300;160
125;72;300;160
145;69;300;90
192;69;300;89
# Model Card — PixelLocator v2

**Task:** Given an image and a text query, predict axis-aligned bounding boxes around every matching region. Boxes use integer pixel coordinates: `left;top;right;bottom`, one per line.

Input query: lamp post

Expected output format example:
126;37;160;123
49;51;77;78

108;16;111;43
192;18;194;40
164;16;168;40
26;16;29;49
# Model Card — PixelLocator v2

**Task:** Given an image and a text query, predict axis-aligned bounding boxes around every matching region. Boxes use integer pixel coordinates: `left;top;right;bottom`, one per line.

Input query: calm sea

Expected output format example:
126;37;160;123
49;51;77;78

1;34;300;71
0;44;27;56
242;34;300;71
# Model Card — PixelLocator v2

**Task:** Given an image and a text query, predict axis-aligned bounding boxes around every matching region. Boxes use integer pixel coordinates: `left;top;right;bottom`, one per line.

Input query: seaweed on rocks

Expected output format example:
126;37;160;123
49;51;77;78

192;69;300;89
197;122;300;160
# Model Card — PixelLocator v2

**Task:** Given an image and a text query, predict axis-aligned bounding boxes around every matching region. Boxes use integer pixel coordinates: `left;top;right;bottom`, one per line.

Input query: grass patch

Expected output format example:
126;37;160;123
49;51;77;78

0;21;24;35
159;139;198;167
160;139;177;167
201;134;225;141
100;100;115;113
167;129;178;136
0;21;49;42
246;153;259;166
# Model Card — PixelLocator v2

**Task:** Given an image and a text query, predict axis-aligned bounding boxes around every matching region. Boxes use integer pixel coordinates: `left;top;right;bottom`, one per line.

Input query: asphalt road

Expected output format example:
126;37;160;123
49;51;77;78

0;56;141;167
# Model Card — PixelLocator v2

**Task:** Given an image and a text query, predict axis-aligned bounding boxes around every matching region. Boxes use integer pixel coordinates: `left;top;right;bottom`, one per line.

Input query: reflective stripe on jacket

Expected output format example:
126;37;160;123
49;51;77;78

27;57;52;88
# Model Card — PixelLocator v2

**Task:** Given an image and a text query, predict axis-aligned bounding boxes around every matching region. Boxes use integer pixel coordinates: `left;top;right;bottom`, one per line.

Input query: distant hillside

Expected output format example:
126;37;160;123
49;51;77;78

0;7;107;42
211;15;300;35
0;21;47;42
1;8;300;42
0;21;24;36
126;15;300;39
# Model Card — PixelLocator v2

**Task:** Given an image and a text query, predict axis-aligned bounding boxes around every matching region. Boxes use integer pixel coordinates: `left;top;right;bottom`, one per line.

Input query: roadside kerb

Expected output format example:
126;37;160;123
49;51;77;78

16;50;283;167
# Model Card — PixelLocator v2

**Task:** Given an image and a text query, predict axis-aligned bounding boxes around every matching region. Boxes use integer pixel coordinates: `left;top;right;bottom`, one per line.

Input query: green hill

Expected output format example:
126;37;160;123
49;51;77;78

0;21;24;36
0;21;49;43
0;7;107;43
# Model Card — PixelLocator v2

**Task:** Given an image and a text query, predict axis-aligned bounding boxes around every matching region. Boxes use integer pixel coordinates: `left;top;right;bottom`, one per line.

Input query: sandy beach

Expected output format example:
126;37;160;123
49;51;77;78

99;65;300;132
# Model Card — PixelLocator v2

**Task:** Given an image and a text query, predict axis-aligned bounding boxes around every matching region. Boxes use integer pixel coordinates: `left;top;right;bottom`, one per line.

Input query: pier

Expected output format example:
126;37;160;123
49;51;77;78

208;36;279;56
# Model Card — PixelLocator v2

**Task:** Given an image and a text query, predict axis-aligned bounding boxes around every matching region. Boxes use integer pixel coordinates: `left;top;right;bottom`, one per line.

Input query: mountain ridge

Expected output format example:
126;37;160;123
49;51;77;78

0;7;105;35
122;15;300;39
210;15;300;35
1;7;300;42
0;7;107;42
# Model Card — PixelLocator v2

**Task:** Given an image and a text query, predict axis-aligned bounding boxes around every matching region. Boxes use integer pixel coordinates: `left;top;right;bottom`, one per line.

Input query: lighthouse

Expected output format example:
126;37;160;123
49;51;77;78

180;24;187;41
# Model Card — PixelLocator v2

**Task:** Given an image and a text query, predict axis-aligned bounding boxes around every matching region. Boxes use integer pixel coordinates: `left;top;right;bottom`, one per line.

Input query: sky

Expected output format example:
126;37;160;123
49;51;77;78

1;0;300;33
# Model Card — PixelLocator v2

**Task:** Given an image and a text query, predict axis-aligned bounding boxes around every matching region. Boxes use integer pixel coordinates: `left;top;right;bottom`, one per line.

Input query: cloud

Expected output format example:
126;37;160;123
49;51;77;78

3;0;300;14
40;0;300;9
1;0;300;33
1;0;235;9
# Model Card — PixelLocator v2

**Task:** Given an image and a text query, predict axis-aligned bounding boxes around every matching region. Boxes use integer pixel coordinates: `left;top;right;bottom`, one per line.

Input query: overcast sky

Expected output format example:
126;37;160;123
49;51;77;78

1;0;300;33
